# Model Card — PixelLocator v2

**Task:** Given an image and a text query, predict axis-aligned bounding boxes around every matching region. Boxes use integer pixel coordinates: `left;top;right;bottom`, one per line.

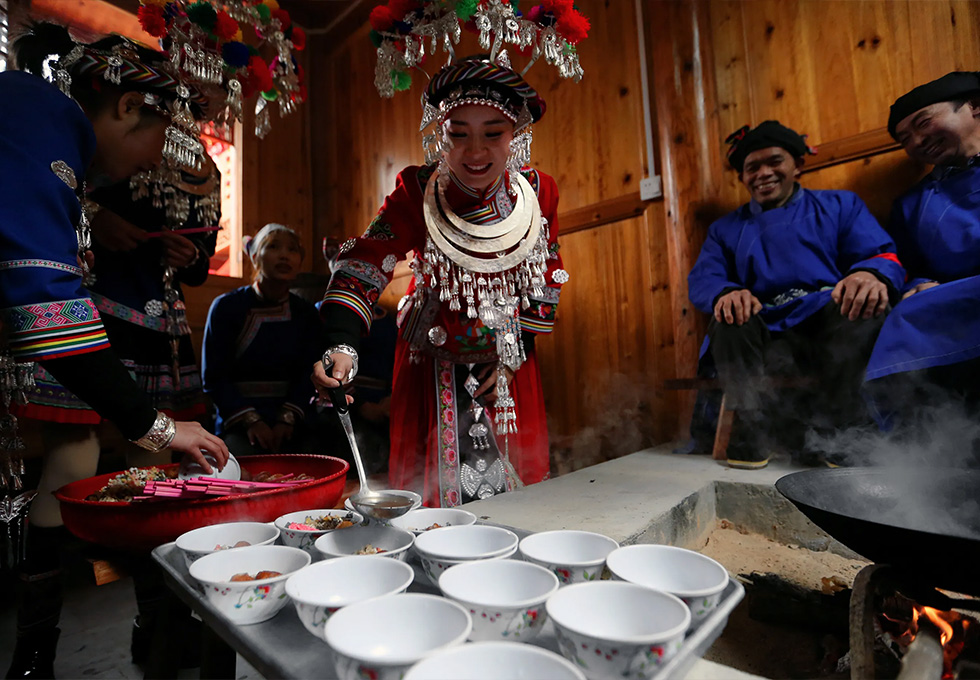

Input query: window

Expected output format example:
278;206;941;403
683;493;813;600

0;0;9;73
202;121;243;278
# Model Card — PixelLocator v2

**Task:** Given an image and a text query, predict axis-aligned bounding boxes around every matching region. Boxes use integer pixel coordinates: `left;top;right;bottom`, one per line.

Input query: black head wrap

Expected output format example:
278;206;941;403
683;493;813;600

725;120;815;172
888;71;980;140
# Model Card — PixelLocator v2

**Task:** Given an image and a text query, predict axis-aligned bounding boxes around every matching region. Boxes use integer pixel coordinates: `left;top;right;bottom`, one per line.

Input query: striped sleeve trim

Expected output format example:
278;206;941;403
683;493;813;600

323;290;373;329
519;316;556;334
3;298;110;361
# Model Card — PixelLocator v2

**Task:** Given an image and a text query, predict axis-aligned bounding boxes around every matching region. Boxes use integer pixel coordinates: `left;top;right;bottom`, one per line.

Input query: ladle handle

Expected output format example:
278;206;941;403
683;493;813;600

321;358;350;415
322;357;369;491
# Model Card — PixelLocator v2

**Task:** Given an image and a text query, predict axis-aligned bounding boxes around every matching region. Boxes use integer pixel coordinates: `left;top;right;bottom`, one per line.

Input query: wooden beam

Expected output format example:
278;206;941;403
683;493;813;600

559;191;653;236
801;127;901;175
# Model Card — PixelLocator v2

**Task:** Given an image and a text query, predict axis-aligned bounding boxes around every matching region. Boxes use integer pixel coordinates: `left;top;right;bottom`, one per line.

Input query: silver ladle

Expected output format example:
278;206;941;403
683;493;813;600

323;361;420;522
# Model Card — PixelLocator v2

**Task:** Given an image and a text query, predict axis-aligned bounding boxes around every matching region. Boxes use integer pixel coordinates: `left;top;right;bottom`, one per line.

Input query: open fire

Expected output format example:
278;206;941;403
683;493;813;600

878;596;979;678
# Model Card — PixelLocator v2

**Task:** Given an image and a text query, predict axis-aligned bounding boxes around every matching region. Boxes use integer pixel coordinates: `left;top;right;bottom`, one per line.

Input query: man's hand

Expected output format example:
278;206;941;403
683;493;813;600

713;289;762;325
832;271;888;320
90;209;147;252
902;281;940;300
247;420;276;451
270;422;293;453
159;231;200;269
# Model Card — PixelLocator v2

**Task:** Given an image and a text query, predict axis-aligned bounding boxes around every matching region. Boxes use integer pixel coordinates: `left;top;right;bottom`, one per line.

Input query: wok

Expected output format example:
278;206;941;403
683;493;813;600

775;467;980;595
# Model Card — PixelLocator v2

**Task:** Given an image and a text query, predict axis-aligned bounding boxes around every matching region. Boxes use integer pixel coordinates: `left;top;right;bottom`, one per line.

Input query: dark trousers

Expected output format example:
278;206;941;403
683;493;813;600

707;301;886;452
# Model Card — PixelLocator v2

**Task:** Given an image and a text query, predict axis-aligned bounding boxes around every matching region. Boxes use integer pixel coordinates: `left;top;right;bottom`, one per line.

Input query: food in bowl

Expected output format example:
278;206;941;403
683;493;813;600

215;540;251;550
389;508;477;535
355;544;386;555
425;523;443;530
189;545;311;625
230;570;282;581
286;514;356;531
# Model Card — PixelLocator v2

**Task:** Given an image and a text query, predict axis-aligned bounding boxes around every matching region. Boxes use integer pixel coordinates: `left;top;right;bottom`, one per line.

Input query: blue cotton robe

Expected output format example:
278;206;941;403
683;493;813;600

688;188;905;351
866;163;980;381
202;286;324;435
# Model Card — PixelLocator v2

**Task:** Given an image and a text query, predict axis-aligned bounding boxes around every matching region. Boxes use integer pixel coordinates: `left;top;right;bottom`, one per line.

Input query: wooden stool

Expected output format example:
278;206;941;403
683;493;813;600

665;377;814;460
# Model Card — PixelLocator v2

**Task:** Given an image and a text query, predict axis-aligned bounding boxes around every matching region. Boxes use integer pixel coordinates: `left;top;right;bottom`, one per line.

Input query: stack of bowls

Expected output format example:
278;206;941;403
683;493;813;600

404;642;586;680
175;521;280;569
325;593;471;680
606;545;729;629
438;559;559;642
285;556;414;639
518;530;619;584
188;544;310;624
413;525;519;584
314;524;415;561
547;582;690;680
274;509;363;555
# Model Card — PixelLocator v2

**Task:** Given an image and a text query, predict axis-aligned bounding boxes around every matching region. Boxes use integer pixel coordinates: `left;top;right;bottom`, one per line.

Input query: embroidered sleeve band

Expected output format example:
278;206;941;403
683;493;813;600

323;259;389;331
519;285;561;334
2;298;110;360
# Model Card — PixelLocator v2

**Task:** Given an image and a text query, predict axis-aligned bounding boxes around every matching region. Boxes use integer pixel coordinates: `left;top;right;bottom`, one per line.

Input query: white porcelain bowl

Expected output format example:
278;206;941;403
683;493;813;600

389;507;477;535
274;509;363;555
413;525;519;584
404;641;587;680
179;452;241;481
189;544;310;625
438;559;559;642
606;545;729;628
547;582;691;680
314;525;415;561
285;556;414;639
518;530;619;585
324;593;472;680
175;522;280;570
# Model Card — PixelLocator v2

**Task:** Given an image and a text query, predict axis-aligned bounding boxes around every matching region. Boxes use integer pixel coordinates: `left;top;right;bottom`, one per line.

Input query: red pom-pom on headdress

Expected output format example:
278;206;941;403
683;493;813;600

271;9;291;31
370;5;397;32
388;0;422;21
291;26;306;51
557;11;590;44
138;4;169;38
248;55;273;93
213;11;239;41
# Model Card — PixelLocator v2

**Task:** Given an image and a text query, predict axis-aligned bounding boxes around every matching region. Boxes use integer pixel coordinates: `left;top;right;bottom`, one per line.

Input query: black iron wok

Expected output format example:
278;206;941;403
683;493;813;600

775;467;980;595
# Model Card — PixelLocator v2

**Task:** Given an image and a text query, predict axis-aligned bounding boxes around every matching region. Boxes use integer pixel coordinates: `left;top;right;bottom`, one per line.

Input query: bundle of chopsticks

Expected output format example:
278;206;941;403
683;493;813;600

132;475;308;501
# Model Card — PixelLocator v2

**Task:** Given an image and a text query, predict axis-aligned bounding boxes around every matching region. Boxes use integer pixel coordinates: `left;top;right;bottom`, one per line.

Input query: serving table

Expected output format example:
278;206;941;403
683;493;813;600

148;524;743;680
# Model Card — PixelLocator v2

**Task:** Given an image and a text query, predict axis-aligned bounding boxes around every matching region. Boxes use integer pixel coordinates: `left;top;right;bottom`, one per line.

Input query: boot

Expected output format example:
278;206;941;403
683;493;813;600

5;526;68;680
5;628;60;679
128;556;200;669
130;613;201;669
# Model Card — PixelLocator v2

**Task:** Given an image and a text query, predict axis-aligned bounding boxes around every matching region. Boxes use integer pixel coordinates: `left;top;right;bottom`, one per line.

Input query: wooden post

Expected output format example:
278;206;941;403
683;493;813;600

646;0;727;440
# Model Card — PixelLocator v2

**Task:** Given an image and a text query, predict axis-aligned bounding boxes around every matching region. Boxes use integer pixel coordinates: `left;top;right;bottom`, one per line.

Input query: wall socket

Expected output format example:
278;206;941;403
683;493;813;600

640;176;662;201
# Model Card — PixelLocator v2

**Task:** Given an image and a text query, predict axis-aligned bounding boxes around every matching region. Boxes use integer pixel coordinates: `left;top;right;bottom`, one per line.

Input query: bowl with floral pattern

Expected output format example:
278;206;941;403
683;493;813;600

606;544;729;629
438;559;559;642
188;544;311;625
404;641;587;680
547;582;690;680
274;509;363;555
324;593;471;680
518;530;619;585
413;525;520;584
285;555;414;639
176;521;280;570
389;507;477;535
313;524;415;561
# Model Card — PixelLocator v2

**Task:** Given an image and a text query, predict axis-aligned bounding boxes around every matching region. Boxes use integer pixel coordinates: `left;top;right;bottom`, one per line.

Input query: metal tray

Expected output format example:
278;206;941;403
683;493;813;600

151;524;743;679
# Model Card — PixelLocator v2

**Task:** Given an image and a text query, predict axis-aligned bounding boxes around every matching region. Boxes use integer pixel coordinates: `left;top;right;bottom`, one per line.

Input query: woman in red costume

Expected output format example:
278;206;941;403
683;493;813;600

314;2;588;507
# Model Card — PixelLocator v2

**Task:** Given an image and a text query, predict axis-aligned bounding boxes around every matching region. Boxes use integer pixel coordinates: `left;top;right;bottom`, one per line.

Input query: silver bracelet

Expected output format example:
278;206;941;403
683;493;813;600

133;411;177;452
323;344;358;383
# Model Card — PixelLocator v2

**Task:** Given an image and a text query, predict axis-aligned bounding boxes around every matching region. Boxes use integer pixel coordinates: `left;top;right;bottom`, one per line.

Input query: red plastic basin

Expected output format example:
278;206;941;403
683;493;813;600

55;454;349;551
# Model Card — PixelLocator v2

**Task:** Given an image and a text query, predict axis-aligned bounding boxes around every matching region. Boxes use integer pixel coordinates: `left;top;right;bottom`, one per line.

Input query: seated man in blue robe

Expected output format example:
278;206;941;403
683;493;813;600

688;121;906;469
865;72;980;427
